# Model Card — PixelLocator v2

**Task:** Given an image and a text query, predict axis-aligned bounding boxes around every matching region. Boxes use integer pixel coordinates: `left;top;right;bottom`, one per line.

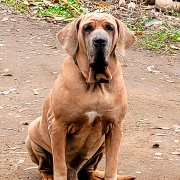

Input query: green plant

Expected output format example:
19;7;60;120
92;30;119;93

2;0;84;18
125;16;152;32
35;1;83;18
138;39;162;50
3;0;27;13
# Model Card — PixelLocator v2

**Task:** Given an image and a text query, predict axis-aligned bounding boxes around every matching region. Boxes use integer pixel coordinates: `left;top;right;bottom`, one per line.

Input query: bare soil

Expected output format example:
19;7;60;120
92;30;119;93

0;4;180;180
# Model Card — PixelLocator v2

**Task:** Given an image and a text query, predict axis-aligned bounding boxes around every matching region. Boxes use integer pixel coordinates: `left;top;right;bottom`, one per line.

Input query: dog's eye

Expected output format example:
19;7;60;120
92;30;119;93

84;24;93;33
105;24;114;31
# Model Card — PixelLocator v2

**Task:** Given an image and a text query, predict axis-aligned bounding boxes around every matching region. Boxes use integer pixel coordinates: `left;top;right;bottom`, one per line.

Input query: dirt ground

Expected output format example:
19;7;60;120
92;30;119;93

0;4;180;180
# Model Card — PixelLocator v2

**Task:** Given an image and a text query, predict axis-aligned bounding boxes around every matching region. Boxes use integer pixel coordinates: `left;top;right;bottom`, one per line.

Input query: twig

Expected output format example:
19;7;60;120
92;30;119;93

23;166;38;171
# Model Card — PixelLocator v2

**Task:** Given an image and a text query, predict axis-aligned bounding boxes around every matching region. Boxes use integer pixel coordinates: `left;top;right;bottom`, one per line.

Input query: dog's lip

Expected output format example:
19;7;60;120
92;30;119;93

87;67;112;84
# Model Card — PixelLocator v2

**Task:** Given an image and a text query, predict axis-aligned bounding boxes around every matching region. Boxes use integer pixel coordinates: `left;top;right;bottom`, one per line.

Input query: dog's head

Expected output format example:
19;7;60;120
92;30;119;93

57;13;136;84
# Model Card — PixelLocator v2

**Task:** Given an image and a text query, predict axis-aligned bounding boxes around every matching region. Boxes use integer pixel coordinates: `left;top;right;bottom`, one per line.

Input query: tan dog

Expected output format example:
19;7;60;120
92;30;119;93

26;13;136;180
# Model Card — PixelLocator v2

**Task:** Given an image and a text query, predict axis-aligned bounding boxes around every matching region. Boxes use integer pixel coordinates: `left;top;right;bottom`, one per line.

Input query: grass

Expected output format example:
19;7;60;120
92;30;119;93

1;0;84;18
124;15;180;54
2;0;27;13
1;0;180;53
34;3;83;18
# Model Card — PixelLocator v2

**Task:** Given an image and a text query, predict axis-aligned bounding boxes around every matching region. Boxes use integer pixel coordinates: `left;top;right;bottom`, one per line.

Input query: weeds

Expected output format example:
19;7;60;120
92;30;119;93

1;0;180;54
2;0;27;13
2;0;84;18
124;16;180;53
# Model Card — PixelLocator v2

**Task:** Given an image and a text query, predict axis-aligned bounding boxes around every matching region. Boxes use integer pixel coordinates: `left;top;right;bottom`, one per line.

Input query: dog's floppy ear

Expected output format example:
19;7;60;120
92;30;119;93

115;19;136;56
57;18;81;56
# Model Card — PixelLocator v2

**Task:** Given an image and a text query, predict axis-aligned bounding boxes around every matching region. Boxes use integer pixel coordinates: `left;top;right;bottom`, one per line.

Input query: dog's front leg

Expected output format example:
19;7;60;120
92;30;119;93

105;123;122;180
50;119;67;180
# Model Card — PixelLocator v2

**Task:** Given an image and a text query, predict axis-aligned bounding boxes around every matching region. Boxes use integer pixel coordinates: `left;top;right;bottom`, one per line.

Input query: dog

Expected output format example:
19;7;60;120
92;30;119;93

25;13;136;180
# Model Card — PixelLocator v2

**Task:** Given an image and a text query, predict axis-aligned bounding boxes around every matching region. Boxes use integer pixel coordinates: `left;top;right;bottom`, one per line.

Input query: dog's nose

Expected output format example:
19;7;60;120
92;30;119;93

93;35;107;47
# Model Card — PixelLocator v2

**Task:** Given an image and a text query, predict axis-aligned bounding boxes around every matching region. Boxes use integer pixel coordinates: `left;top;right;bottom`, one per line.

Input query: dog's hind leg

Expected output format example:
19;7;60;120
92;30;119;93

26;135;53;180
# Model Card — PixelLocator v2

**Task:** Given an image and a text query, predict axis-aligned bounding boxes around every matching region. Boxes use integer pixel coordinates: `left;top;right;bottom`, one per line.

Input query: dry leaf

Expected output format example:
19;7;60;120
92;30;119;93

2;17;9;22
97;3;105;8
170;45;180;50
33;89;40;95
171;151;180;155
43;0;54;7
23;166;38;171
0;90;10;95
145;19;162;27
128;2;136;10
155;152;162;156
147;65;161;73
150;126;171;130
153;133;166;136
18;108;28;113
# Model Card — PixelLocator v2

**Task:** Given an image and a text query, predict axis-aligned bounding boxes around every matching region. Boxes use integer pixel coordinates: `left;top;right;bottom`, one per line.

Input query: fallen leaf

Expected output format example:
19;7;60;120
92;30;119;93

18;108;28;113
9;88;17;91
4;146;21;151
145;19;162;27
1;68;11;76
1;73;13;76
172;125;180;129
171;151;180;155
97;3;105;8
147;65;161;74
153;133;166;136
150;127;171;130
43;0;54;7
33;89;40;95
18;159;25;164
0;90;10;95
54;17;65;22
2;17;9;22
153;156;162;160
170;45;180;50
10;152;28;154
11;164;18;170
23;0;42;6
166;79;174;83
128;2;136;10
43;43;54;47
26;80;31;83
134;31;143;36
23;166;38;171
155;152;162;156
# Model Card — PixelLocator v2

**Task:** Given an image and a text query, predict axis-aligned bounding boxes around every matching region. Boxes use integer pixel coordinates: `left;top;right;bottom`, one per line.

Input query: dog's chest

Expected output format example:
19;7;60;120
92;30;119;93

65;111;107;170
85;111;100;123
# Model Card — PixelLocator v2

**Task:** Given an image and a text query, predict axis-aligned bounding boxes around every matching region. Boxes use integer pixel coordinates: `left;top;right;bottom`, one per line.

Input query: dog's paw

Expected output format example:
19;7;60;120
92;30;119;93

94;170;136;180
41;172;53;180
117;175;137;180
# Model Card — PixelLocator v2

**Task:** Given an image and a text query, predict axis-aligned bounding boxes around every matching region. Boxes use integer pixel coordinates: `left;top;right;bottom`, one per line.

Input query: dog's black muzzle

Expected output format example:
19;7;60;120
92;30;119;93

90;35;108;73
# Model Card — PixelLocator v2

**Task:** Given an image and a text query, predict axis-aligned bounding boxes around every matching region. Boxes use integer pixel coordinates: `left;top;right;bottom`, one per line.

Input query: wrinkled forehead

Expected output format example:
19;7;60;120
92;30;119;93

79;13;116;27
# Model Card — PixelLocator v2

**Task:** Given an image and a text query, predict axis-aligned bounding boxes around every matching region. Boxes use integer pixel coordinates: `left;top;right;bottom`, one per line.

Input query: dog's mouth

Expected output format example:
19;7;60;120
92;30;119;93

87;56;112;84
87;67;112;84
